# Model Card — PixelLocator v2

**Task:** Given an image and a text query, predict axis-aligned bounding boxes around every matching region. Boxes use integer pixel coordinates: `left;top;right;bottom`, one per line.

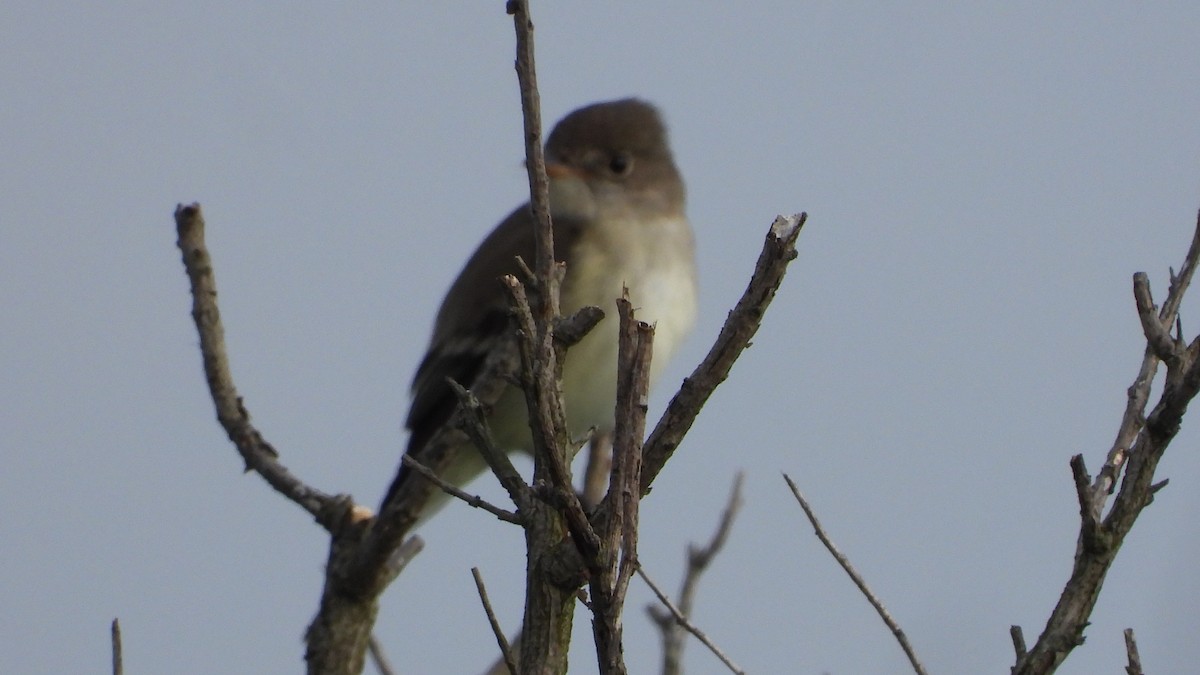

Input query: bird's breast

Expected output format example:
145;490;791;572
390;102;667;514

557;214;697;436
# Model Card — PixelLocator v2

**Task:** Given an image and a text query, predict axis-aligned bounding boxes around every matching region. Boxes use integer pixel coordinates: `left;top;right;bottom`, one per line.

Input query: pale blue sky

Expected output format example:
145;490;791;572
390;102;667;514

4;3;1200;673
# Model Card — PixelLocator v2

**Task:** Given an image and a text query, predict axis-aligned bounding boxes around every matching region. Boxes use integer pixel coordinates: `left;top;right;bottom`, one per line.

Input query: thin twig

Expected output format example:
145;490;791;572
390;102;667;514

111;618;122;675
1157;210;1200;323
1093;272;1180;502
1009;625;1027;666
401;453;521;524
447;380;532;517
473;567;519;675
1093;346;1157;500
690;473;743;569
1070;455;1102;551
509;1;553;299
648;473;744;675
784;473;929;675
367;635;396;675
481;634;525;675
637;567;746;675
1123;628;1143;675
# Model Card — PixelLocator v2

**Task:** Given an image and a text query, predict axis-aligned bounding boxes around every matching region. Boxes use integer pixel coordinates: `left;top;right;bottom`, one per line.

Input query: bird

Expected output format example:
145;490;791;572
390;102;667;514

383;98;697;525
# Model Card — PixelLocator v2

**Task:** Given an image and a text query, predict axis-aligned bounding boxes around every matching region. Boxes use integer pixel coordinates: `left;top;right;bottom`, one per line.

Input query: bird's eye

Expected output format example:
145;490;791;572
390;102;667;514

608;153;633;176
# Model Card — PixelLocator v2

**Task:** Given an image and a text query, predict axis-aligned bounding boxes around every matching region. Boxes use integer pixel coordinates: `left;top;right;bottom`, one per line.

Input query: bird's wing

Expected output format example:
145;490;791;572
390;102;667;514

385;204;584;505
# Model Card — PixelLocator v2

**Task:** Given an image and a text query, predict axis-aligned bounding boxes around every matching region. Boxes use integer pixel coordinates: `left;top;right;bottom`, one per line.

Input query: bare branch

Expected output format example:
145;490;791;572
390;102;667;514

473;567;519;675
447;379;533;517
503;274;598;556
1070;456;1102;551
1010;625;1027;665
1016;211;1200;674
111;618;122;675
365;537;422;675
689;473;743;569
1123;628;1143;675
784;473;928;675
367;635;396;675
174;203;338;525
1133;274;1177;360
642;214;806;494
507;1;554;298
400;454;521;524
589;297;654;675
555;306;606;350
648;473;744;675
177;203;443;675
505;2;579;671
480;427;612;675
1088;218;1200;500
637;567;745;675
1158;210;1200;323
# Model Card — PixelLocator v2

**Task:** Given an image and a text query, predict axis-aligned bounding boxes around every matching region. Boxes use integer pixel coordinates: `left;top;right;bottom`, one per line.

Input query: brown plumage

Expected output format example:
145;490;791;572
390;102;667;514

384;98;696;522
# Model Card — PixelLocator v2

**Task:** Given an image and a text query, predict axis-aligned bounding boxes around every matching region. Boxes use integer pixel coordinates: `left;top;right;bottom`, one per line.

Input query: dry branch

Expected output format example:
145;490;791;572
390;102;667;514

503;3;581;672
637;568;745;675
647;473;744;675
1123;628;1143;675
175;204;339;525
111;618;122;675
474;567;520;675
784;474;928;675
588;297;654;675
367;636;396;675
400;454;520;524
1013;211;1200;674
447;380;533;518
641;214;806;493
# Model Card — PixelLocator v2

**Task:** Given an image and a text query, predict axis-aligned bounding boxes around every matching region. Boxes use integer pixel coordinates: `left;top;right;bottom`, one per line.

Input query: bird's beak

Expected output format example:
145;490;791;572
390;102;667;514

545;161;585;180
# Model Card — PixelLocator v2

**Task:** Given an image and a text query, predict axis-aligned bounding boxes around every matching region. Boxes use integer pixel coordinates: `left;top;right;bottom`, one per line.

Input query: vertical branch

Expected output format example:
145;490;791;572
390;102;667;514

508;0;554;302
1123;628;1143;675
506;2;577;673
111;618;123;675
590;297;653;675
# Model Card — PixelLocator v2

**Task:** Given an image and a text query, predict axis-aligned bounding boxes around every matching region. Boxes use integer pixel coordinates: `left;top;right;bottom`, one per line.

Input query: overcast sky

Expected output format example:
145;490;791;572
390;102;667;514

4;3;1200;674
